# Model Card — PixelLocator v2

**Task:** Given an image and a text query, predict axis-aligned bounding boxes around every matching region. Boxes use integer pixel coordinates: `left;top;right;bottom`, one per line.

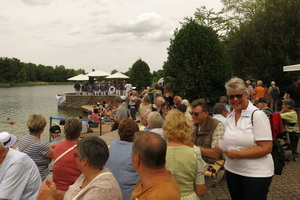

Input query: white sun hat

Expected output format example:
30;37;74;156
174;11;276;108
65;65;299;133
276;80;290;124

0;132;17;148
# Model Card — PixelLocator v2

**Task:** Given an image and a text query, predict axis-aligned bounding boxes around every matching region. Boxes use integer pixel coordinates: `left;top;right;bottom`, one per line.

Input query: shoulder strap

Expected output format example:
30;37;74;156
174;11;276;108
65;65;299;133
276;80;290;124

53;144;77;165
251;109;259;126
20;138;40;152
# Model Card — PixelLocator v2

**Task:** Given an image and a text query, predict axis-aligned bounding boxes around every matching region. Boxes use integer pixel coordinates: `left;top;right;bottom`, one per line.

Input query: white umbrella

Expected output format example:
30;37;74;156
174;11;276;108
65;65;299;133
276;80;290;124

67;74;89;81
105;72;129;79
87;69;110;77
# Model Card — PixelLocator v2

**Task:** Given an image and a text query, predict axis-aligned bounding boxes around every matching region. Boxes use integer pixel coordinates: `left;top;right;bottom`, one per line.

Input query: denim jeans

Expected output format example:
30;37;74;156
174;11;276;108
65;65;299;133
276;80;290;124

130;105;136;120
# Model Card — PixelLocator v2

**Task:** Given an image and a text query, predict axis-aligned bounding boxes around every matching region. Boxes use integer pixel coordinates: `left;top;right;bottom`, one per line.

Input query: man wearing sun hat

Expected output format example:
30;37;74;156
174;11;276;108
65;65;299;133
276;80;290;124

0;132;42;199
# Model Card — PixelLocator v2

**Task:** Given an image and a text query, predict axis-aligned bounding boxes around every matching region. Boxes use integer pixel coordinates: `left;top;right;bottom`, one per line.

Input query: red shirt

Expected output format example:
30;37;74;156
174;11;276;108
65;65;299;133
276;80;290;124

52;140;81;191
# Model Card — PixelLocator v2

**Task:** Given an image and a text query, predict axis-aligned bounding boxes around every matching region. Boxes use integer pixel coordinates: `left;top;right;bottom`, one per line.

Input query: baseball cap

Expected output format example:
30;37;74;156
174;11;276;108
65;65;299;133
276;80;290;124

0;132;17;148
49;125;61;134
255;97;267;104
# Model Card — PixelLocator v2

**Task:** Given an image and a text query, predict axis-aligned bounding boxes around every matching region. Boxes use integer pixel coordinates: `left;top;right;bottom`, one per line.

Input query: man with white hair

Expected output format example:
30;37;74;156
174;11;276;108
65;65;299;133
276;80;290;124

0;132;42;200
153;96;165;112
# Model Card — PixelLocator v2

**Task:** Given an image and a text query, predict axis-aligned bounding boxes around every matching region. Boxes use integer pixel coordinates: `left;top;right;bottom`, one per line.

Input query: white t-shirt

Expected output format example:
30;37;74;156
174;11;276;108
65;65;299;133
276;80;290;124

0;148;42;200
223;101;274;177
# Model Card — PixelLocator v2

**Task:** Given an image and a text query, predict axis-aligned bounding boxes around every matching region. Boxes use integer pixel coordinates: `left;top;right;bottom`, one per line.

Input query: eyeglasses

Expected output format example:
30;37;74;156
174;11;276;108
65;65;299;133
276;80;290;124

74;152;79;158
162;107;170;110
189;111;204;117
228;93;245;100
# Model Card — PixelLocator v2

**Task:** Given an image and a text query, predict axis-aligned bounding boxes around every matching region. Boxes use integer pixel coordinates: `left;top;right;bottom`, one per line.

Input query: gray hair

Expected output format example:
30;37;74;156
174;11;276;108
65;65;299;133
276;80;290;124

147;111;164;128
225;77;248;94
77;136;109;170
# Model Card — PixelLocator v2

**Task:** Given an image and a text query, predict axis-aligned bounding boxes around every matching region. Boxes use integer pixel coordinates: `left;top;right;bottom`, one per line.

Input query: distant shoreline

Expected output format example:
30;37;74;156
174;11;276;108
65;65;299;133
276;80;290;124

0;82;74;87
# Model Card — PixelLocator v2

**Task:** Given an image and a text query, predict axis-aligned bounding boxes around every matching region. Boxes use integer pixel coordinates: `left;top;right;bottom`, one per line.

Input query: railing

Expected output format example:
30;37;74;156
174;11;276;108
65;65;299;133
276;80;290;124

49;117;114;141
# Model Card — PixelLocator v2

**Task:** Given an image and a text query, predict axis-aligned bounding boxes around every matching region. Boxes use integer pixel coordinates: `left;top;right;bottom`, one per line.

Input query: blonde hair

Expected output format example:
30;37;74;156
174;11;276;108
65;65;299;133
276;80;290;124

163;109;193;143
0;142;4;152
257;80;263;86
27;114;47;133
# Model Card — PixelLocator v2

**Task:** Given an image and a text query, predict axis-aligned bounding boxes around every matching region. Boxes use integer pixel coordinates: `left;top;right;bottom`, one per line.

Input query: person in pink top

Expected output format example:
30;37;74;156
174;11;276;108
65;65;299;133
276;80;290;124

252;80;265;101
52;119;82;192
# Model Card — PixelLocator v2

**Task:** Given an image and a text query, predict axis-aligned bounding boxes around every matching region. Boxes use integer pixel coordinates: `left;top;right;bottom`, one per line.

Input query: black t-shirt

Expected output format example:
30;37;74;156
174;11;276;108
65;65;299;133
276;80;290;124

286;83;300;107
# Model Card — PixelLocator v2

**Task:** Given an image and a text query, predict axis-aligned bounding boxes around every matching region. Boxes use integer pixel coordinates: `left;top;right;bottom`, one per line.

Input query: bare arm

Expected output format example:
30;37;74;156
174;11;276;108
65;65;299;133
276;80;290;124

222;141;272;159
198;146;222;160
195;184;206;197
44;149;54;159
114;116;121;123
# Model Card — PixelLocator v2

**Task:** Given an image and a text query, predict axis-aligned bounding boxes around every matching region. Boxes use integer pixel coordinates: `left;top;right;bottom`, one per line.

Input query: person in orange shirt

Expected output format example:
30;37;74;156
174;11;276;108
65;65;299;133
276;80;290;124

252;80;266;101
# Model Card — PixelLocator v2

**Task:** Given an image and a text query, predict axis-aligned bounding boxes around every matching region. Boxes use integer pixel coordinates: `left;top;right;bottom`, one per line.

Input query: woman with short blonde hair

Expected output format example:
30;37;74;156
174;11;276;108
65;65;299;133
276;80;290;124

163;109;206;199
163;109;193;143
19;114;53;181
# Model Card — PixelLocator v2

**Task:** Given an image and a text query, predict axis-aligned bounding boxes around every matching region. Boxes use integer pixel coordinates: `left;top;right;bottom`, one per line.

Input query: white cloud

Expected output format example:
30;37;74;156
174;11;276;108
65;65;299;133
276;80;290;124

0;0;223;73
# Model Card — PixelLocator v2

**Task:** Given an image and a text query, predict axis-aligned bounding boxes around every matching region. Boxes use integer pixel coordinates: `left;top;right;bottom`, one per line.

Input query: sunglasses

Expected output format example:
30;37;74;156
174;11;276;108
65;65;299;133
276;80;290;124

228;93;245;100
189;111;204;117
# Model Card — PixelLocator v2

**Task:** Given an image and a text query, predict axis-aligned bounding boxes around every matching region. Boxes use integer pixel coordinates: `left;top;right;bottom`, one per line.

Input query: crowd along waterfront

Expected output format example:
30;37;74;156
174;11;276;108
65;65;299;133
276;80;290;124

0;85;84;143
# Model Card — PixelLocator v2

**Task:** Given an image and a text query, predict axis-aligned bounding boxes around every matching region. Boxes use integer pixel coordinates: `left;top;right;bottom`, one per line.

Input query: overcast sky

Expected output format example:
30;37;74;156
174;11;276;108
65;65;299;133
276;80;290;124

0;0;223;74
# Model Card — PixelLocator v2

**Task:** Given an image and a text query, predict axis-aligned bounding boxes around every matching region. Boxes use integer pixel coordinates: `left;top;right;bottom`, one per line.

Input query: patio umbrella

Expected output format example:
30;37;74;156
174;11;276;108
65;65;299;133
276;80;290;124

67;74;89;81
86;69;110;77
105;72;129;79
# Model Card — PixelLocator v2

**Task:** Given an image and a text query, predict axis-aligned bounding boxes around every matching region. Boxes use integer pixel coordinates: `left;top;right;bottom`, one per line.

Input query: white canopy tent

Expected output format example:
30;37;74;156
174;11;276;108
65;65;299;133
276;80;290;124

67;74;89;81
86;69;110;77
283;64;300;72
105;72;129;79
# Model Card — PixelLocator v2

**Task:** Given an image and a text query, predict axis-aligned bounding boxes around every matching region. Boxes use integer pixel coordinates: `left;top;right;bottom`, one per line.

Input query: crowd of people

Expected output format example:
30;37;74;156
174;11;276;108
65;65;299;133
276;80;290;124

74;80;133;96
1;76;300;200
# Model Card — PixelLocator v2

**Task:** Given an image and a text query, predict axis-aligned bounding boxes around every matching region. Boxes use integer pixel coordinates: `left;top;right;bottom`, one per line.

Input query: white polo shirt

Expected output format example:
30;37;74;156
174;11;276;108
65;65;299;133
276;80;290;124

223;101;274;177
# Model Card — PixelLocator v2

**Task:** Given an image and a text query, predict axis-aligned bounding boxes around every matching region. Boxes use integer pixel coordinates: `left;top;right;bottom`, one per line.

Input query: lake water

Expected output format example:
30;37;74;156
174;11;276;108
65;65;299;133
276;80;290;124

0;85;85;143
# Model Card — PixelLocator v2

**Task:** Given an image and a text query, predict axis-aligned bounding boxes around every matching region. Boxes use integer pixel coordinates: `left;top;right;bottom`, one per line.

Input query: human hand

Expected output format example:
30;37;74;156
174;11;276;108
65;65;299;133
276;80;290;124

222;150;240;159
37;179;56;200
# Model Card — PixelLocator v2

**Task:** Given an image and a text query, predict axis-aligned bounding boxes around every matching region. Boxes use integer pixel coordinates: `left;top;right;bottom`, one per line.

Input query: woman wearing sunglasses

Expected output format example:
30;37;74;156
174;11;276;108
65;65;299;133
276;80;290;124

38;137;122;200
217;77;273;200
160;101;171;119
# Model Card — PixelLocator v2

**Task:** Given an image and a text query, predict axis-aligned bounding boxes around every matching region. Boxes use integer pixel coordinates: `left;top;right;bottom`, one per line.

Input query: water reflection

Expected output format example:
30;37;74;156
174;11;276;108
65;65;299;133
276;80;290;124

0;85;86;143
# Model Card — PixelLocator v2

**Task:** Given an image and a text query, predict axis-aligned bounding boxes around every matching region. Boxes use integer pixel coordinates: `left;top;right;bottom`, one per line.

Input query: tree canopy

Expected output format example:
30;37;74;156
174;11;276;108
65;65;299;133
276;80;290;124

128;58;152;90
163;19;231;102
0;57;85;83
224;0;300;86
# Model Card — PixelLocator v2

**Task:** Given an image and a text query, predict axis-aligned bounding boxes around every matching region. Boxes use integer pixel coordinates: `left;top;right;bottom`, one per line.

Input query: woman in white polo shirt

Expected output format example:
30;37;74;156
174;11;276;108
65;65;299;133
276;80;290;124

218;77;273;200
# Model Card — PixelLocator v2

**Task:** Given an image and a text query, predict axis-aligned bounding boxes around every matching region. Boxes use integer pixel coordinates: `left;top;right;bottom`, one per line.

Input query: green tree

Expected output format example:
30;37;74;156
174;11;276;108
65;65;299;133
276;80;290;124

225;0;300;86
111;69;118;74
16;67;27;83
130;59;152;90
163;19;231;102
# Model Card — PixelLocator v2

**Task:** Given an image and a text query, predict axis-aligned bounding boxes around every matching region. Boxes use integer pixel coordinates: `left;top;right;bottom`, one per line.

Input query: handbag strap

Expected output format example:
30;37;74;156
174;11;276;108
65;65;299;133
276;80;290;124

20;139;40;152
53;144;77;165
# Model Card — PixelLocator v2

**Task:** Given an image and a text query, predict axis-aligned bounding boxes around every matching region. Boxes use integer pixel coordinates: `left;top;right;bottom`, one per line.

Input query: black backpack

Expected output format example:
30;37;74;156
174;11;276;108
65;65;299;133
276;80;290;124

251;110;285;175
271;86;279;98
